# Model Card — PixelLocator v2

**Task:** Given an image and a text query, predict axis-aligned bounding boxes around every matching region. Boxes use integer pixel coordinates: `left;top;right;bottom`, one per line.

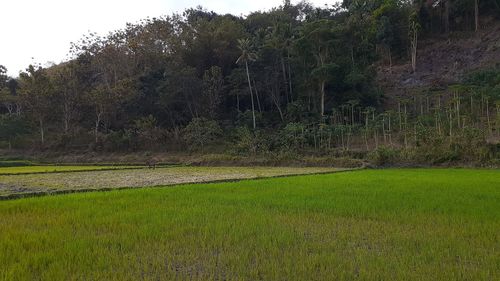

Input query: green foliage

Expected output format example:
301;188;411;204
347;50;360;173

233;127;270;155
0;115;30;149
279;122;307;150
133;115;160;148
3;2;499;167
182;118;222;151
103;130;135;152
368;146;401;166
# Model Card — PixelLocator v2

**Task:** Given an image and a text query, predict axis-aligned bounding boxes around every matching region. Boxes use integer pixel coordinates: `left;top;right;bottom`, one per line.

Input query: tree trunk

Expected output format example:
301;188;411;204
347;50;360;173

351;46;355;67
236;92;240;112
382;115;387;144
389;47;392;73
320;80;326;117
365;113;369;150
444;0;450;33
486;98;491;133
404;104;408;148
245;62;256;130
475;0;479;32
410;21;418;73
39;118;44;145
449;108;453;137
95;111;102;144
253;80;262;112
287;50;293;101
398;102;402;131
281;56;289;103
63;102;70;134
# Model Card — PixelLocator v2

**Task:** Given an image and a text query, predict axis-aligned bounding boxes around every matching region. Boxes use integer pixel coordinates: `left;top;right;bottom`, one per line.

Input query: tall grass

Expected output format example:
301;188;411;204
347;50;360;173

0;169;498;280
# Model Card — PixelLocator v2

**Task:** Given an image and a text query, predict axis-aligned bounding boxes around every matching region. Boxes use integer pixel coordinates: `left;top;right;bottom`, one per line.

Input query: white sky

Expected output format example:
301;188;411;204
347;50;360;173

0;0;331;77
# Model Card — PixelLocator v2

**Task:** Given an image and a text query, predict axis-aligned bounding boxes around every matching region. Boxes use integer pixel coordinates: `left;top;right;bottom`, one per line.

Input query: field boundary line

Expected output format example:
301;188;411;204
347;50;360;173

0;167;364;201
0;164;183;176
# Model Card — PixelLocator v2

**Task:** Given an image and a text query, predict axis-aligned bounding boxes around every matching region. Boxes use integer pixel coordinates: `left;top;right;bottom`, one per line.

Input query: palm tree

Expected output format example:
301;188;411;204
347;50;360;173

236;38;258;130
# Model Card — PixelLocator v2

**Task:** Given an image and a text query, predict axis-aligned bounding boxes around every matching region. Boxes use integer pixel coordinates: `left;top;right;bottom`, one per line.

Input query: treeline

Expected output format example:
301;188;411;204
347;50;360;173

1;0;499;164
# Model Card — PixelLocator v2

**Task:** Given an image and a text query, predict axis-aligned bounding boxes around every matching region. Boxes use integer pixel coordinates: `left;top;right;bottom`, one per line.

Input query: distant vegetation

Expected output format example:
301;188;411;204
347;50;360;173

1;0;499;165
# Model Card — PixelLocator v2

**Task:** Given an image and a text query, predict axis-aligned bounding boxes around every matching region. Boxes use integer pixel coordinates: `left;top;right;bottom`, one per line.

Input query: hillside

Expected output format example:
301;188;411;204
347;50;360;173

378;18;500;104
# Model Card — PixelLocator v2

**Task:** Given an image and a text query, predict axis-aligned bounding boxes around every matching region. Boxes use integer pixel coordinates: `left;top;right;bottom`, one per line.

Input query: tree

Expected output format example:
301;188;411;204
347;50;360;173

296;19;339;117
0;115;30;150
0;66;21;115
87;78;135;144
409;12;420;73
0;65;7;89
133;115;159;148
475;0;479;32
202;66;224;119
71;33;137;143
18;65;54;144
377;16;395;70
50;62;85;134
236;38;258;129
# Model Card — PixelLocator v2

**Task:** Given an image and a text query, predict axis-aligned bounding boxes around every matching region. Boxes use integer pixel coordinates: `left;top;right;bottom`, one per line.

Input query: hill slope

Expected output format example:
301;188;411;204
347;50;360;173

378;19;500;103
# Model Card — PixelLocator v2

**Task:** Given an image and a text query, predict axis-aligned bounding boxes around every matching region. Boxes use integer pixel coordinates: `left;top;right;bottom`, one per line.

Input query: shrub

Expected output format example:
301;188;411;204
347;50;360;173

133;115;161;149
233;127;271;155
279;123;307;150
368;146;401;166
103;130;136;152
182;118;222;152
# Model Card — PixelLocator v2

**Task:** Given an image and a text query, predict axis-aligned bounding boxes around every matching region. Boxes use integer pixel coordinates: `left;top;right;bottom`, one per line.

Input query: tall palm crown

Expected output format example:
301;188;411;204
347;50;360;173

236;39;258;65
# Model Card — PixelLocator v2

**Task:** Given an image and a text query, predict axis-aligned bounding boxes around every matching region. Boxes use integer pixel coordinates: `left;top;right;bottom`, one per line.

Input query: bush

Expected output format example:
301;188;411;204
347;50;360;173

279;123;307;150
103;130;136;152
133;115;161;149
368;146;401;166
232;127;271;155
182;118;222;152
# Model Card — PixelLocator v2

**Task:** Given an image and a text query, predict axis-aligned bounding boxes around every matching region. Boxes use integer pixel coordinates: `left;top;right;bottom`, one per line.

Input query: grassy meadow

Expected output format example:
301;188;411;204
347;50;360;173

0;169;499;280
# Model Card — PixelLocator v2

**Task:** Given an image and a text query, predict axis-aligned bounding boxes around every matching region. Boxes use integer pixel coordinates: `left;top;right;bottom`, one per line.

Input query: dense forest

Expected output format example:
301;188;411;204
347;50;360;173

1;0;500;165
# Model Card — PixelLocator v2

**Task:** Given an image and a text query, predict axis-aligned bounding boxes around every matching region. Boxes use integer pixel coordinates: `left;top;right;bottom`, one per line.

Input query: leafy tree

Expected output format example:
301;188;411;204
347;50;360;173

50;61;86;134
18;65;54;144
0;115;30;150
0;66;20;115
296;19;339;117
202;66;224;119
133;115;159;148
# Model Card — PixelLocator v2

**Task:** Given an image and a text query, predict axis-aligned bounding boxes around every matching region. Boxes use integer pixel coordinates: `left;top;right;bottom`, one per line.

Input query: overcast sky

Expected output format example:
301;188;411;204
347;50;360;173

0;0;330;76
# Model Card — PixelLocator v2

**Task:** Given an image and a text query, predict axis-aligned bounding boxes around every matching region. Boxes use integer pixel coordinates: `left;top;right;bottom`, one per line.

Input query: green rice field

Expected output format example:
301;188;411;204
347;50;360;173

0;168;499;280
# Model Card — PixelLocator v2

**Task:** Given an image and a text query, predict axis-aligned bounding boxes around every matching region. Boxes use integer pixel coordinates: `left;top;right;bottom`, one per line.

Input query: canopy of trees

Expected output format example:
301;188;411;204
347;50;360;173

0;0;499;164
